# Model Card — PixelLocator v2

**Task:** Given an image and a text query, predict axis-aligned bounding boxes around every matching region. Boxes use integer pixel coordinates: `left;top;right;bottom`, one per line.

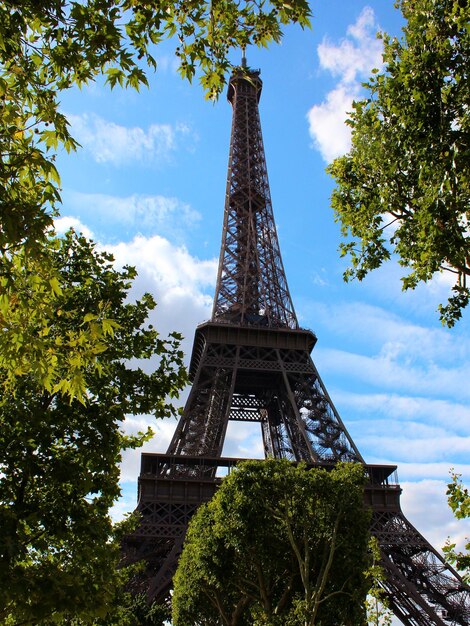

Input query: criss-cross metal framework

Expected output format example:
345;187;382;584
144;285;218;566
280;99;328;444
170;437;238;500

212;70;297;329
124;67;470;625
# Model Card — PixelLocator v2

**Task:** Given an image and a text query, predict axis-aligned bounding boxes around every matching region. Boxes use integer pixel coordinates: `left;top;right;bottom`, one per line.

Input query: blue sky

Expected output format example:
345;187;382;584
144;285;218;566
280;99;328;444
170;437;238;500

53;0;469;565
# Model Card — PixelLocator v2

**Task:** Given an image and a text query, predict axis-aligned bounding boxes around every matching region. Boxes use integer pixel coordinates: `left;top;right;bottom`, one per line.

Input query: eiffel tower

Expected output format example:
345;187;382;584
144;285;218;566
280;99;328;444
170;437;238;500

124;63;470;625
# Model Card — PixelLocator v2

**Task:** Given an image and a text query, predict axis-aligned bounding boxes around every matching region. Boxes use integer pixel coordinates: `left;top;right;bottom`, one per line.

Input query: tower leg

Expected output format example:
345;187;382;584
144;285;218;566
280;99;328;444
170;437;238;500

372;510;470;625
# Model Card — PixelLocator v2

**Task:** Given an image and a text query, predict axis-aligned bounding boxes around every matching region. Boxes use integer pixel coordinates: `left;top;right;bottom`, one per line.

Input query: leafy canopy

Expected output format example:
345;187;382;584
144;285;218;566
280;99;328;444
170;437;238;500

0;231;186;625
172;460;371;626
328;0;469;326
444;472;470;582
365;538;394;626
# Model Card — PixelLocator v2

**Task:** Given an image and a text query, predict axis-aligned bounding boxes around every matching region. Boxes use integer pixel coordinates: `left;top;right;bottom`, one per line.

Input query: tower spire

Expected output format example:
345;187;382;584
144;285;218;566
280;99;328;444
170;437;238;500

212;66;297;329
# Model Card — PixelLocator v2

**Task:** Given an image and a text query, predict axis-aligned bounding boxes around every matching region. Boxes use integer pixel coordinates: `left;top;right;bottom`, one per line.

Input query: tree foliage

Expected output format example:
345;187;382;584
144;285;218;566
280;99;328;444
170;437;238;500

444;472;470;582
365;538;393;626
61;593;171;626
0;231;186;625
328;0;469;326
172;460;371;626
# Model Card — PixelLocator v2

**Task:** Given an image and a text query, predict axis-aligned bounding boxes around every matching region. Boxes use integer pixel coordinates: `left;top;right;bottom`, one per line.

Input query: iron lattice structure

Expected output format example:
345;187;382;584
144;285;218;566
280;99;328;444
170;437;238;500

124;67;470;625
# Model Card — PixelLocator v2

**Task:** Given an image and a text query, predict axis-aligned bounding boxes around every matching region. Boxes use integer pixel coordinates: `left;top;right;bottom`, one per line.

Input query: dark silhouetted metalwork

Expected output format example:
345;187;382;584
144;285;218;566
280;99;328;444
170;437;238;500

124;67;470;625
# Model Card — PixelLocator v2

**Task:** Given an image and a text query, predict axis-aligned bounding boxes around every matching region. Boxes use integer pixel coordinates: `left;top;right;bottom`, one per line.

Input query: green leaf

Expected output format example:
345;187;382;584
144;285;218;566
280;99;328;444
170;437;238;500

49;276;62;296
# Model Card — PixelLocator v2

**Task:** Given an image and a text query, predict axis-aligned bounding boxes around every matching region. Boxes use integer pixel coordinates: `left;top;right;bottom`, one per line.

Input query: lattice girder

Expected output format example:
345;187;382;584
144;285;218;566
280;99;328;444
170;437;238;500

212;69;297;329
371;511;470;625
169;324;362;464
167;363;234;460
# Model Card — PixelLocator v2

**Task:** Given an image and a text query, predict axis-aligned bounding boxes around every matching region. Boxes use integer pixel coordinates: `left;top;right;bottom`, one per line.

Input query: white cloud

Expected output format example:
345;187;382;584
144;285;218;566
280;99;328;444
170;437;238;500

104;234;217;361
311;268;329;287
400;480;470;554
223;422;265;459
392;462;470;482
155;54;180;74
299;300;470;482
52;213;218;498
68;113;192;166
39;210;216;520
54;215;94;239
95;232;218;489
307;7;384;162
317;6;383;84
307;85;356;163
64;191;200;239
352;259;461;319
336;391;470;437
307;299;470;365
108;234;216;299
119;418;181;483
320;345;470;403
359;429;470;464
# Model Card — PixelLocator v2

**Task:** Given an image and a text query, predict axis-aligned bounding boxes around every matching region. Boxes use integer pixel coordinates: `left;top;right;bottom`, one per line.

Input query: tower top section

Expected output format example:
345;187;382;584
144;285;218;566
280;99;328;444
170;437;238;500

212;68;298;329
227;65;262;103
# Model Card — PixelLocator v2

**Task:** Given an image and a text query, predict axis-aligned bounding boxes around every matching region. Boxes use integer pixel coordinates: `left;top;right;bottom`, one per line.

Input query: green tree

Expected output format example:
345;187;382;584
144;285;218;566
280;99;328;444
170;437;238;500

0;231;186;625
172;460;371;626
443;472;470;582
365;538;393;626
62;593;171;626
1;0;311;400
328;0;469;326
